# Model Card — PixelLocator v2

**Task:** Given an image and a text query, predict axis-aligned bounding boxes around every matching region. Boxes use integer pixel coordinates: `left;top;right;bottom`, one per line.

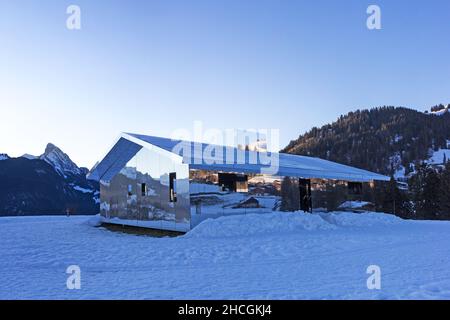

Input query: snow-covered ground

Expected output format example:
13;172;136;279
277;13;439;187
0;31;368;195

1;212;450;299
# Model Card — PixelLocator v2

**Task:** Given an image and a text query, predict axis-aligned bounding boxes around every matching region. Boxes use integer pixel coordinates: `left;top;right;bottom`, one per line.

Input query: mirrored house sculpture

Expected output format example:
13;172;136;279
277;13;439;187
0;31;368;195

89;133;390;233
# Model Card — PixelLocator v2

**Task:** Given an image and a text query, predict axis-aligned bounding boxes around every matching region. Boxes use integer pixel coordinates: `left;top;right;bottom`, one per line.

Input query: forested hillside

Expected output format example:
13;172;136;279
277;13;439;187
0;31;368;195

283;106;450;175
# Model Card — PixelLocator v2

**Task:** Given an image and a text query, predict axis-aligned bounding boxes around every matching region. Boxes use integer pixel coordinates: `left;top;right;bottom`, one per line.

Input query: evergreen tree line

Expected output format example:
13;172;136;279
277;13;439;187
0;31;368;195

283;106;450;175
372;162;450;220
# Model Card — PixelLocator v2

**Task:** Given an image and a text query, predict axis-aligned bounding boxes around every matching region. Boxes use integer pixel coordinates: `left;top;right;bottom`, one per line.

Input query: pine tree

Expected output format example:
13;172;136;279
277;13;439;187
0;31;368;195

422;169;441;218
374;176;410;218
410;164;441;219
439;162;450;219
409;164;426;218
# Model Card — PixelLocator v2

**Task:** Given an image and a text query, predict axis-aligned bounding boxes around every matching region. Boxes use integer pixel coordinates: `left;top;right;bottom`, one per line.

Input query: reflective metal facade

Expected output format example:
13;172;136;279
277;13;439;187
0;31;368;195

93;133;386;233
100;144;190;232
189;170;280;227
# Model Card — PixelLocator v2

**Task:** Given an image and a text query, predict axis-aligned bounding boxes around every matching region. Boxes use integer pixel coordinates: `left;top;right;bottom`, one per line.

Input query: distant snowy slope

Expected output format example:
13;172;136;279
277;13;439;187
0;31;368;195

21;153;37;160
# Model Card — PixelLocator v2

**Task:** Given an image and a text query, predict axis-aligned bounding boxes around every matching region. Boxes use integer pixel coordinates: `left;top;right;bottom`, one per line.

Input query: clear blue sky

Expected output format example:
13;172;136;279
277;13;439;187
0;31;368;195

1;0;449;167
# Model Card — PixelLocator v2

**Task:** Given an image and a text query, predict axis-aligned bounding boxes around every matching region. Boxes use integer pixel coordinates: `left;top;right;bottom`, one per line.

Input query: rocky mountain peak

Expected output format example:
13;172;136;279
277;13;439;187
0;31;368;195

40;143;82;177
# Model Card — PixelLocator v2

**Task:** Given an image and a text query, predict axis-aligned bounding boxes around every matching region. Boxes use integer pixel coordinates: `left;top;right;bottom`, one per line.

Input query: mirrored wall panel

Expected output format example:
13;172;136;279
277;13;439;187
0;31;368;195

190;169;288;227
100;145;190;232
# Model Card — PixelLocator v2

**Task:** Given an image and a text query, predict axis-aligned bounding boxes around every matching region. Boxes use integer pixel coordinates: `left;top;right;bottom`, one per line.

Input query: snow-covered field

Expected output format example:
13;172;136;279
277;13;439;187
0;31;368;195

1;212;450;299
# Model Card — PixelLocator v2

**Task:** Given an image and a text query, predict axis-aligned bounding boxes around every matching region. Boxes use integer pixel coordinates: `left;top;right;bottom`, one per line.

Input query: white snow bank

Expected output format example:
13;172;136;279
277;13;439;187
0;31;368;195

187;211;405;239
321;211;404;228
83;214;102;227
185;211;336;239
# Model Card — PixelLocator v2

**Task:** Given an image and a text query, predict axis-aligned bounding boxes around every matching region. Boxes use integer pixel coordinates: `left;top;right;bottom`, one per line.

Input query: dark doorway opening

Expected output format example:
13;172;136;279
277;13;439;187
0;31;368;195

218;173;248;192
299;178;312;213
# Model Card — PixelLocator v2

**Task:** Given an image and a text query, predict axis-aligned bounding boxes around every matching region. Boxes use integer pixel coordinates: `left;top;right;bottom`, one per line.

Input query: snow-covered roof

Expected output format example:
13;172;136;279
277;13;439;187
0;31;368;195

338;201;371;209
87;133;390;182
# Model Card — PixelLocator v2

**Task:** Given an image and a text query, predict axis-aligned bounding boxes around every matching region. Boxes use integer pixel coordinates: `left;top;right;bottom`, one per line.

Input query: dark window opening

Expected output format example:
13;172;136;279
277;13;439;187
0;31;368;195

299;178;312;213
169;172;177;202
141;183;147;196
127;184;133;197
218;173;248;192
348;182;363;195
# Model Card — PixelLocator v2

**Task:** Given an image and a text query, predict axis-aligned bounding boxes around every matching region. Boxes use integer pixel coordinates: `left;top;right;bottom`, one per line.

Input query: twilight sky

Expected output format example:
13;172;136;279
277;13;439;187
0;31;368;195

1;0;449;168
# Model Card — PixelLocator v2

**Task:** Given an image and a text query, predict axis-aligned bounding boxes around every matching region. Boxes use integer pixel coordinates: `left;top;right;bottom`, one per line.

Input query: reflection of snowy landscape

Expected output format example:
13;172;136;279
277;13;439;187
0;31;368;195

190;192;279;226
189;178;282;226
2;212;450;299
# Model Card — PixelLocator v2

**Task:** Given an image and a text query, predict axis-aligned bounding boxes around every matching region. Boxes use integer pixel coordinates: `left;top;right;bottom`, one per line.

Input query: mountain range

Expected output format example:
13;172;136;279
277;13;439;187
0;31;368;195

0;144;99;216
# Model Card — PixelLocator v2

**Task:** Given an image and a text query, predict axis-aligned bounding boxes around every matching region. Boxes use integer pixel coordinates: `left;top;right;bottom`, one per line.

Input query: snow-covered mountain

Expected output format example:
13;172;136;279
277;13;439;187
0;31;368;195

0;144;99;216
39;143;82;178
